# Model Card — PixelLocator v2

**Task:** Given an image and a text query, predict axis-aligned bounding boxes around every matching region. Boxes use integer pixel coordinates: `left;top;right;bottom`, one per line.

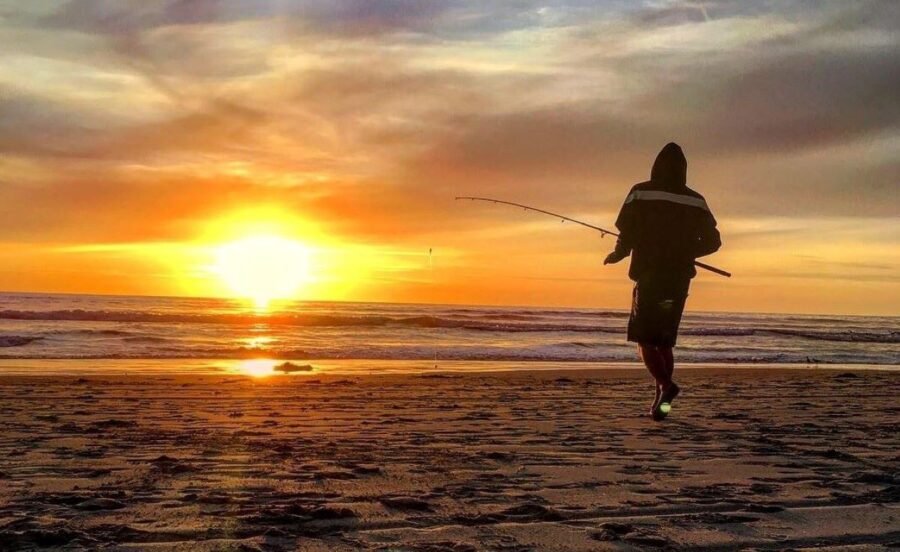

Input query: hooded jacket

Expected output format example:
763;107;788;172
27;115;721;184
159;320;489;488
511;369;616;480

612;143;721;281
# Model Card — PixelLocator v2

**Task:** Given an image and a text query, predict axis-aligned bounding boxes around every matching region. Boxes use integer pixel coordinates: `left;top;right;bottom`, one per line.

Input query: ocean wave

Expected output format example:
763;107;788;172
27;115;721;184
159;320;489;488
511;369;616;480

442;308;628;319
0;335;43;347
1;308;897;343
680;328;757;337
121;335;170;343
48;328;134;336
0;309;616;333
680;327;900;343
764;328;900;343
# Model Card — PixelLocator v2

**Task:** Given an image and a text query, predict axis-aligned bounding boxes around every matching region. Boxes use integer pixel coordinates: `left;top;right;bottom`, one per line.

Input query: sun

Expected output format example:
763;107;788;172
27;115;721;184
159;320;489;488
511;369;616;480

212;235;312;309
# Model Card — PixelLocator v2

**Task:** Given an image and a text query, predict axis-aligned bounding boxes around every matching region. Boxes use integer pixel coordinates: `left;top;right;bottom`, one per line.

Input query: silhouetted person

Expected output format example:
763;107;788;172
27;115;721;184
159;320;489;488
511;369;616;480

604;142;721;420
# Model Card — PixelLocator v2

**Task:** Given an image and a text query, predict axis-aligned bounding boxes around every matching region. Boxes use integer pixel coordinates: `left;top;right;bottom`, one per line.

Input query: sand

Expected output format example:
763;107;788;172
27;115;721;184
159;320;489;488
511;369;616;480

0;367;898;551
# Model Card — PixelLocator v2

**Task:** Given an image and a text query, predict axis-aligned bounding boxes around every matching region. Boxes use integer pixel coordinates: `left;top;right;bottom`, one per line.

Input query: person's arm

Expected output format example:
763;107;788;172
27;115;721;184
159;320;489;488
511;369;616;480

695;209;721;258
604;190;635;265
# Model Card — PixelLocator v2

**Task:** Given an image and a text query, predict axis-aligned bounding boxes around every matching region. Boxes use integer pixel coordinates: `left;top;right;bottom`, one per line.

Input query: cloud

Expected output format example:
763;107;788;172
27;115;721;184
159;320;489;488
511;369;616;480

630;3;711;26
37;0;239;36
0;1;896;243
34;0;489;39
397;2;900;217
688;45;900;154
0;171;275;243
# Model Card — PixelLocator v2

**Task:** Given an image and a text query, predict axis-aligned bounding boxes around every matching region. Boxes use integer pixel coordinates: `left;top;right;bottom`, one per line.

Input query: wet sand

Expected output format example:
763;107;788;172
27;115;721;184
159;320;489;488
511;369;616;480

0;367;898;551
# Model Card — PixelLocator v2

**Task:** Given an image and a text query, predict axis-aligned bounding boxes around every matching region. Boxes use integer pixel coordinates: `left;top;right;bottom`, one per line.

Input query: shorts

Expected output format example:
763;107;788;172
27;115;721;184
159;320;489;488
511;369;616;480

627;276;690;347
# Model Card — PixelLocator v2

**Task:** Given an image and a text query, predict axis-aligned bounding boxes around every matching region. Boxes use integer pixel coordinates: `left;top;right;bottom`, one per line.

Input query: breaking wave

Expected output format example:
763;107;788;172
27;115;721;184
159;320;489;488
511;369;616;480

0;309;896;343
0;309;616;333
0;335;43;347
681;327;900;343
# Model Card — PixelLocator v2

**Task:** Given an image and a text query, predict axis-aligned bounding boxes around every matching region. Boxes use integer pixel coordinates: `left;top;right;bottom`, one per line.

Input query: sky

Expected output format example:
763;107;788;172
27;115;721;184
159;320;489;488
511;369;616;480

0;0;897;314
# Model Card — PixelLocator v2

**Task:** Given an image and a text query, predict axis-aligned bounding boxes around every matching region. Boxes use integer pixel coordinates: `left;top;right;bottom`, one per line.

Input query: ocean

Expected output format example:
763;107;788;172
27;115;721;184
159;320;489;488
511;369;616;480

0;292;896;372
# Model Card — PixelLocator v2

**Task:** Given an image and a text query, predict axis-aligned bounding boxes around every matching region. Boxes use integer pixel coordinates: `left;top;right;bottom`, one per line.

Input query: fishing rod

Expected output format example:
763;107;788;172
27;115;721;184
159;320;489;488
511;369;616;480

455;196;731;278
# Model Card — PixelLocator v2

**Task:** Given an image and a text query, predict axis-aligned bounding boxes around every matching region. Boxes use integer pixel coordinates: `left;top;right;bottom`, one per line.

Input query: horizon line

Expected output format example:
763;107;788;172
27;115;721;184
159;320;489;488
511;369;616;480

0;289;894;319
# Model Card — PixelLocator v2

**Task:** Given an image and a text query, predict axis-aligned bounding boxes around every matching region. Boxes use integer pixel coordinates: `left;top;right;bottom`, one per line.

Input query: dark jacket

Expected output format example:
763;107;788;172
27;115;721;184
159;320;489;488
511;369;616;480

613;143;721;281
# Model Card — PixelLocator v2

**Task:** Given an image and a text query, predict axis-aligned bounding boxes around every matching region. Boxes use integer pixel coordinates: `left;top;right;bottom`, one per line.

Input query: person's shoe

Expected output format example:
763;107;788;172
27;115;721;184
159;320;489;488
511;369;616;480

649;385;662;416
652;382;680;421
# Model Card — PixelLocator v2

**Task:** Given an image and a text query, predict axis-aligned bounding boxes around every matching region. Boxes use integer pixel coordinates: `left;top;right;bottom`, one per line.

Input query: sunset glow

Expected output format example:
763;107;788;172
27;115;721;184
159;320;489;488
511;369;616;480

211;235;313;309
233;359;279;378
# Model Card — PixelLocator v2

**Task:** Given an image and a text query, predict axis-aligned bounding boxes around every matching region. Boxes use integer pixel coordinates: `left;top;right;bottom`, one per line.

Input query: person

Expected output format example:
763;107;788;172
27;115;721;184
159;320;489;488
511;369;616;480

604;142;721;421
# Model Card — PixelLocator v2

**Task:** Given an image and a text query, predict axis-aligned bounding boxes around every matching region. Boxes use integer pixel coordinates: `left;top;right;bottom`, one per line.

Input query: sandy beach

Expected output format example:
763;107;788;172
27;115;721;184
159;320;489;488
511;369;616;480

0;366;897;551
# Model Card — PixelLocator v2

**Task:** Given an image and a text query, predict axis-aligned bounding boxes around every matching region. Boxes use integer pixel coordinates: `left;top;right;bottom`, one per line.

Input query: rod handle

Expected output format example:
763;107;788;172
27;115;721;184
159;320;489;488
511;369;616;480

695;260;731;278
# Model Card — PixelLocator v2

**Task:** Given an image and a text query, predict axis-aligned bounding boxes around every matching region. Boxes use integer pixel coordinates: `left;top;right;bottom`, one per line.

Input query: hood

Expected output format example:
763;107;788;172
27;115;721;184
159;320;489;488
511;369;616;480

650;142;687;189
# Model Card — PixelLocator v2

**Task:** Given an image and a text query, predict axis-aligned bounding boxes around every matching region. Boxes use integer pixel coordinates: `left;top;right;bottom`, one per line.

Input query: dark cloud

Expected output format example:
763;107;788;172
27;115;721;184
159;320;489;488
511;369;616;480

33;0;644;41
0;86;111;160
290;0;453;36
37;0;244;35
36;0;467;38
630;4;710;26
626;0;898;29
632;51;897;158
406;104;655;208
407;93;899;218
0;88;269;164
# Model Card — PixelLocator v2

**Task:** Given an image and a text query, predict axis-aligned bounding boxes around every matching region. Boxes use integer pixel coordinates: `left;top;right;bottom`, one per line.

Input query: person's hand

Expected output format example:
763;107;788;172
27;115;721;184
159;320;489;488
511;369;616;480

604;250;626;265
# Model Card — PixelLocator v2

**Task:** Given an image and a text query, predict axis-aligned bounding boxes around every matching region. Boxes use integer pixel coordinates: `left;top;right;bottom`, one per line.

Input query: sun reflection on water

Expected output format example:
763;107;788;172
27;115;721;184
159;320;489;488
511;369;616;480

229;359;316;378
243;336;274;349
233;359;278;377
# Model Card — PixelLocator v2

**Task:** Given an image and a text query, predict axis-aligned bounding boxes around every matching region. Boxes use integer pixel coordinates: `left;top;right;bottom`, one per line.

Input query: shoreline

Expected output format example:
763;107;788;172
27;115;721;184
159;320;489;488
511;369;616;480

0;358;897;377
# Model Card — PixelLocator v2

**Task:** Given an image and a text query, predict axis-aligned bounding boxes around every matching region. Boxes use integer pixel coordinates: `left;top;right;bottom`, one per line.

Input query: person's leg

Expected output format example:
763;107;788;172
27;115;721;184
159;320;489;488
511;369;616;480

656;346;678;403
639;343;671;387
660;346;674;381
